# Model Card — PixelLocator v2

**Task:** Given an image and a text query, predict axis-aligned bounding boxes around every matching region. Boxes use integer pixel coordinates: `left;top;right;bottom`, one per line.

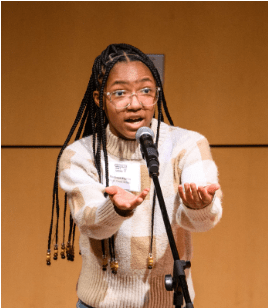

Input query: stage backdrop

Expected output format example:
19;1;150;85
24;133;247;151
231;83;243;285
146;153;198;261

2;2;268;308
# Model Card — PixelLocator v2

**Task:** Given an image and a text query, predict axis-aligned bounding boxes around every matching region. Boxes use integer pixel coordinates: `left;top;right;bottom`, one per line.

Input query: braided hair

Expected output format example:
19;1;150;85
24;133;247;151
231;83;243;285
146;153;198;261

46;43;174;269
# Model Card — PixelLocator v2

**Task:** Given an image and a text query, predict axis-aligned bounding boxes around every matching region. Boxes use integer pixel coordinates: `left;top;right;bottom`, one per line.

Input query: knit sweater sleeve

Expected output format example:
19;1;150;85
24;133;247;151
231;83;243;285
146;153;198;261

176;134;223;232
58;140;130;240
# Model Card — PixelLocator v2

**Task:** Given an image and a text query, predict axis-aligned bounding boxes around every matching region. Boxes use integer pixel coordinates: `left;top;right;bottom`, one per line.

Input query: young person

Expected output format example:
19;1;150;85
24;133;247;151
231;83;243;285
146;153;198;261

47;43;222;308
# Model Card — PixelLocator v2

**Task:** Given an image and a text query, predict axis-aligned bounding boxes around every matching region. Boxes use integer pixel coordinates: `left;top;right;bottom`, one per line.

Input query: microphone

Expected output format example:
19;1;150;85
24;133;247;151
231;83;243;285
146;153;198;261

135;127;159;176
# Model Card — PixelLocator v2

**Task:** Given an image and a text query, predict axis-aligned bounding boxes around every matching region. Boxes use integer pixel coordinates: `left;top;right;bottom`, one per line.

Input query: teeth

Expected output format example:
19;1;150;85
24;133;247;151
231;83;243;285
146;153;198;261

126;118;142;123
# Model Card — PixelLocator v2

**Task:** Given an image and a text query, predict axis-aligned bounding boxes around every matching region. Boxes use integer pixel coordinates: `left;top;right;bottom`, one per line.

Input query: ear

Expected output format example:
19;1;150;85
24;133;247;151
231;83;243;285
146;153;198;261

93;90;100;108
94;90;106;110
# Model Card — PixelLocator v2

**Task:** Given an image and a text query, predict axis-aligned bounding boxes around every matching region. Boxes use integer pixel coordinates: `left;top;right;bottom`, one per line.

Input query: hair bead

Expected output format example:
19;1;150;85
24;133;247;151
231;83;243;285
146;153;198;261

148;253;154;269
53;244;58;260
46;249;51;266
60;243;66;259
66;241;75;261
69;247;75;261
111;259;119;274
66;241;72;260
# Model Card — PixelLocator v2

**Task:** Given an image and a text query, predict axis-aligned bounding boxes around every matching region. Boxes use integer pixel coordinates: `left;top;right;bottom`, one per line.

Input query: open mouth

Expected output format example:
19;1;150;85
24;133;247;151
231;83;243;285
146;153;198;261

125;118;143;123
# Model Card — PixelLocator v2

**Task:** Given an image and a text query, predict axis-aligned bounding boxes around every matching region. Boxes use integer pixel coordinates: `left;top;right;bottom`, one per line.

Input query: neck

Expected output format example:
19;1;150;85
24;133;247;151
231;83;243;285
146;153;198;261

105;118;166;160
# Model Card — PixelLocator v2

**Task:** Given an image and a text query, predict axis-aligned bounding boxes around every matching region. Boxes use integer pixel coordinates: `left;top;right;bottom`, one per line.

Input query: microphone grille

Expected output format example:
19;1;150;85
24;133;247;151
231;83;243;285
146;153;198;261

135;127;155;143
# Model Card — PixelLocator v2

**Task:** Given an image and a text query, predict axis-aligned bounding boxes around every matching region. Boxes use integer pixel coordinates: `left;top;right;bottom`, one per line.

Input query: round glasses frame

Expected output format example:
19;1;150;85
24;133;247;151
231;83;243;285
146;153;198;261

104;87;161;110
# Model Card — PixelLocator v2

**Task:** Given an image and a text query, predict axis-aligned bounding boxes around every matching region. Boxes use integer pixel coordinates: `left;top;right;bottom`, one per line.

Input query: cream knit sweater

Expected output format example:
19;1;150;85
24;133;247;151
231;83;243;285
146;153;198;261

59;118;222;308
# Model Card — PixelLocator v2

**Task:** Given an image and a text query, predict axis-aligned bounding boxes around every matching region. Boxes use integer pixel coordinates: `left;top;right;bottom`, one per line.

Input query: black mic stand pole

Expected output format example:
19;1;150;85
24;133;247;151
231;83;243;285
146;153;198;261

151;174;194;308
137;129;194;307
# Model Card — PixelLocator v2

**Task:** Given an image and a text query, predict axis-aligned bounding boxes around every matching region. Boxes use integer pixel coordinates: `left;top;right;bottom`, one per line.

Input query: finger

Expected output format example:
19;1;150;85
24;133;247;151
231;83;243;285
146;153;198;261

184;183;194;205
139;188;150;200
206;183;220;195
130;197;143;208
130;188;150;207
198;186;212;205
190;183;202;205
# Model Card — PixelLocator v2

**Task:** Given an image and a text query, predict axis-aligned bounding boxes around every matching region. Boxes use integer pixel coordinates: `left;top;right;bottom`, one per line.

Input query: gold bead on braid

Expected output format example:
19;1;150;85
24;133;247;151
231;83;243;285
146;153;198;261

110;260;119;274
60;243;66;259
66;241;74;261
147;253;154;269
46;249;51;265
53;244;58;260
66;241;71;259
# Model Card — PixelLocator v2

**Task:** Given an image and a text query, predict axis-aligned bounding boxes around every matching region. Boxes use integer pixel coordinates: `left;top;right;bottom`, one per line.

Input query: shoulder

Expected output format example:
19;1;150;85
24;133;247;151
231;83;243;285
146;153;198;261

158;120;208;148
63;135;93;157
59;135;94;172
156;120;213;164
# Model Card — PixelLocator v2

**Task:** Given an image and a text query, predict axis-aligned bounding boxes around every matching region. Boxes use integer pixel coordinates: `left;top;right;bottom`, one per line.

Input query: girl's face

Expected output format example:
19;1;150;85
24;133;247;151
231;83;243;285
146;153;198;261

94;61;156;140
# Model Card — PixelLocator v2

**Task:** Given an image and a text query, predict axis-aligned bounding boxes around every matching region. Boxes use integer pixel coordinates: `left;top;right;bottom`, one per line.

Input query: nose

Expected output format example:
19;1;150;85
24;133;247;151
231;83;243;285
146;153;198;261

127;93;142;110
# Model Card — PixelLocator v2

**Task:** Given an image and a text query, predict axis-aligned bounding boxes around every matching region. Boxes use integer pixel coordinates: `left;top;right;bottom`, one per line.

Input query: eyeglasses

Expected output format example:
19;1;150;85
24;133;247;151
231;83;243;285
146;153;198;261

104;87;160;110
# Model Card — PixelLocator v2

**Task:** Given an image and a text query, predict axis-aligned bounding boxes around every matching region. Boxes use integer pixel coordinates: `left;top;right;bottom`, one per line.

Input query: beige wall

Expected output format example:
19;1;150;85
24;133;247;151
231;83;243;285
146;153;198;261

2;2;268;307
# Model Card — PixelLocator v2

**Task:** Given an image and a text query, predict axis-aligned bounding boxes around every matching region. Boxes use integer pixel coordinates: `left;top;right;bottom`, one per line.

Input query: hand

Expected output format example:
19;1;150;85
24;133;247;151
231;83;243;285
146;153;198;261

105;186;150;212
178;183;220;209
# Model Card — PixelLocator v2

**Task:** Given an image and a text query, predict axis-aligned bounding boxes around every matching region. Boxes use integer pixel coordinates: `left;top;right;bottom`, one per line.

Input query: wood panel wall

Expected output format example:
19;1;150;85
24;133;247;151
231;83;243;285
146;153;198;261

2;2;268;307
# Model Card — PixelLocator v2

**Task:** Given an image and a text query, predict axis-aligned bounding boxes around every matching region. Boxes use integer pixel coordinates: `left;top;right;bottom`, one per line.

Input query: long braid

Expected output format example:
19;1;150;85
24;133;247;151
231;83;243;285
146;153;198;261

95;117;102;182
98;67;110;188
161;92;174;126
47;95;88;264
96;58;122;271
90;101;97;160
60;193;68;259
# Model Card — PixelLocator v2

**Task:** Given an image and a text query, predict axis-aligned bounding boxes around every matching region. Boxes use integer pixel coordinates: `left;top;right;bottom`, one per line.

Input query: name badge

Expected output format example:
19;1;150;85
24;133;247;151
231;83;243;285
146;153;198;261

103;158;141;192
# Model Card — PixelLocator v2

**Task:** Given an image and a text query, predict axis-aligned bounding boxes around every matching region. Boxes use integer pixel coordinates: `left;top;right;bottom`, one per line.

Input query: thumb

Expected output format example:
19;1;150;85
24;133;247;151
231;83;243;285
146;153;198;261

207;183;220;195
105;186;118;196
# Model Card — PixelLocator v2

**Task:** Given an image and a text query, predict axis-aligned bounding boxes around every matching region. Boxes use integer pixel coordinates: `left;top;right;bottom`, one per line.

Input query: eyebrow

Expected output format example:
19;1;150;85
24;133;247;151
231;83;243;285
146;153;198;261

111;78;154;86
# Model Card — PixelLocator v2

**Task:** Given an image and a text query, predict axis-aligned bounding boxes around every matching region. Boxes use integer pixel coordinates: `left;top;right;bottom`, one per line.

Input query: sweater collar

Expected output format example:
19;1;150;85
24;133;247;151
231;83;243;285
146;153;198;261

106;118;167;160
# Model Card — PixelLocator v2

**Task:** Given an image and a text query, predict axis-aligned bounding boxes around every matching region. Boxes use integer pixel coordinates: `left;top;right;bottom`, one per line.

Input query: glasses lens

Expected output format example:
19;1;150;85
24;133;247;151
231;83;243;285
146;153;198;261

137;87;159;106
111;90;129;109
110;88;159;109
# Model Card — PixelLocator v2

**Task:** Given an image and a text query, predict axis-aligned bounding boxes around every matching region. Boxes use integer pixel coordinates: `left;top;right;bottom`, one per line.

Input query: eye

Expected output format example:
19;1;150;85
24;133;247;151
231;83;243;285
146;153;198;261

113;90;127;97
140;87;152;95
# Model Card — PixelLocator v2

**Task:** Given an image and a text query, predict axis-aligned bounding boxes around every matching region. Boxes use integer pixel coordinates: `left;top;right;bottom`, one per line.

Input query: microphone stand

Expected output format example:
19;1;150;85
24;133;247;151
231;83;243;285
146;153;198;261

136;128;194;307
151;174;194;308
